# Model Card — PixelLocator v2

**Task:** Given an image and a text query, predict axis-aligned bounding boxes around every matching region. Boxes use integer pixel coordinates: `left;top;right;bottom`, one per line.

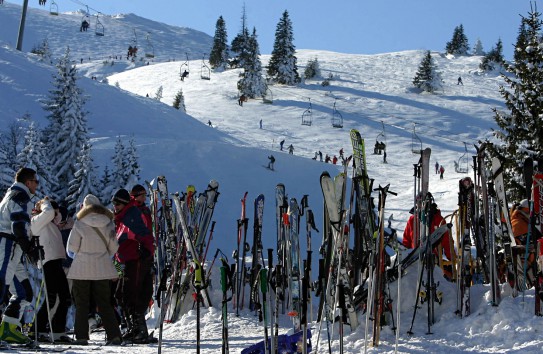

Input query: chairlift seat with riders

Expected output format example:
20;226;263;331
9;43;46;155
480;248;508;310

180;53;190;81
331;99;343;128
374;121;386;154
301;99;313;126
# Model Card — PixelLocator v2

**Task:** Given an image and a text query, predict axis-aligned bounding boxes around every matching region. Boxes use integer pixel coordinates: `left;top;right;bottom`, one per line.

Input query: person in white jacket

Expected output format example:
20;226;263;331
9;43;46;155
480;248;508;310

30;197;71;343
66;194;121;346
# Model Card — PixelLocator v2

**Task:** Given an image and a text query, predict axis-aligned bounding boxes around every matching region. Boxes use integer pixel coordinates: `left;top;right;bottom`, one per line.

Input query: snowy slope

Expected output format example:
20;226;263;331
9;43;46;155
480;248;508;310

2;2;543;353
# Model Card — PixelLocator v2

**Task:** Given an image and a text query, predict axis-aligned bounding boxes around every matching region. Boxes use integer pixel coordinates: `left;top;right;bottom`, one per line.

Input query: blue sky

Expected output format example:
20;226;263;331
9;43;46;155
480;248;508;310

10;0;532;58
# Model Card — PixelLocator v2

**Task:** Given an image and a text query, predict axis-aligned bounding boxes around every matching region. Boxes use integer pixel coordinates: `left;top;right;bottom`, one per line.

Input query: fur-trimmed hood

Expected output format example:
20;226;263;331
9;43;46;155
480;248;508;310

76;204;114;228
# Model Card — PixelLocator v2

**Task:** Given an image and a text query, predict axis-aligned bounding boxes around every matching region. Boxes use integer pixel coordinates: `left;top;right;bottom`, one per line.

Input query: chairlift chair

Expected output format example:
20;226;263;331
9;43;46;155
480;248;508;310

179;53;190;80
49;0;59;15
95;14;105;36
145;32;155;58
301;98;313;126
411;123;422;154
454;142;469;173
374;121;387;154
331;99;343;128
200;54;211;80
262;84;273;104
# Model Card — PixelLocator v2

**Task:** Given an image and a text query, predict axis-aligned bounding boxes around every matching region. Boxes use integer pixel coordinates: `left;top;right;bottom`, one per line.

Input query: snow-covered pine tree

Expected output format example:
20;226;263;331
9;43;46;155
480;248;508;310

42;47;89;201
66;142;98;212
173;89;186;111
267;10;301;85
487;5;543;200
209;16;229;70
445;24;470;55
111;136;128;189
0;146;14;196
98;165;115;205
230;5;250;69
479;38;504;72
304;57;321;80
514;22;528;63
412;50;443;93
155;85;163;101
31;38;52;63
16;121;57;197
472;38;485;56
237;27;266;98
124;136;141;191
0;120;25;173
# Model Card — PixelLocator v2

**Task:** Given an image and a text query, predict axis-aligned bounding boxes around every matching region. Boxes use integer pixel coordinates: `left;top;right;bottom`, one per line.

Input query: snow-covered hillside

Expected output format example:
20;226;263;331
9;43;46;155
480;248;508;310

2;2;542;353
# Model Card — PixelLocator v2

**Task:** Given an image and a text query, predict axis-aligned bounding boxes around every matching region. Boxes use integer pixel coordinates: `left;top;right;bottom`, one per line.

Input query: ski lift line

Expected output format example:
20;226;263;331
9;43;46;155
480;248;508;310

269;84;476;147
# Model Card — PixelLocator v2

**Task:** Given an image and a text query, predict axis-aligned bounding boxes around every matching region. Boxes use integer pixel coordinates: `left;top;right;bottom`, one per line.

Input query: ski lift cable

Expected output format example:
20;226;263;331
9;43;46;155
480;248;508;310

269;84;478;148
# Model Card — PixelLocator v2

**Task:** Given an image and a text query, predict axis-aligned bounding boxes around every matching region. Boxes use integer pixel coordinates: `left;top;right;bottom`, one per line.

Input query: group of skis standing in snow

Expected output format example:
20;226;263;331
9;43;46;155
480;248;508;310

0;167;155;346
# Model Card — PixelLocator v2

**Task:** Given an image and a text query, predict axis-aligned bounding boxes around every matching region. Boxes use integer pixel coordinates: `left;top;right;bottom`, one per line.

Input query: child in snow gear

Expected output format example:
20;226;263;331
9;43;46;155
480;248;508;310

439;165;445;179
238;95;247;106
288;144;294;155
0;168;40;344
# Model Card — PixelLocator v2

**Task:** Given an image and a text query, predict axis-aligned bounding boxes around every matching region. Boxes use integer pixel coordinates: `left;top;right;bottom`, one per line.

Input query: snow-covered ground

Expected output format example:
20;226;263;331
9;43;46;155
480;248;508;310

1;2;542;353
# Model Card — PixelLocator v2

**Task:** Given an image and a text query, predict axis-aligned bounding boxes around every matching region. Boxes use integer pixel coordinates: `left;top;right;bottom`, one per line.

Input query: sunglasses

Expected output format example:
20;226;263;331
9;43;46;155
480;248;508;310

29;179;40;185
112;201;124;206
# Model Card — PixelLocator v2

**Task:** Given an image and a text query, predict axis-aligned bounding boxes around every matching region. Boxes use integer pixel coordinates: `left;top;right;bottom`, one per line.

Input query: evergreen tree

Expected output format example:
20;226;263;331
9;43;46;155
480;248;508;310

66;142;98;212
445;24;470;55
0;120;25;172
124;137;141;191
487;6;543;200
304;57;321;80
0;133;15;195
155;85;163;101
237;27;266;98
209;16;229;70
412;51;443;93
267;10;301;85
173;89;186;111
16;121;57;197
42;47;89;201
111;136;127;189
479;38;504;72
514;22;528;63
31;38;52;63
472;38;485;56
98;165;115;205
230;5;250;69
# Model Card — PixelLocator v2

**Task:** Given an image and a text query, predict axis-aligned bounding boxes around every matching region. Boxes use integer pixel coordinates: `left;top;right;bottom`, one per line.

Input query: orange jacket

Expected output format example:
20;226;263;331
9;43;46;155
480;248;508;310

403;210;452;260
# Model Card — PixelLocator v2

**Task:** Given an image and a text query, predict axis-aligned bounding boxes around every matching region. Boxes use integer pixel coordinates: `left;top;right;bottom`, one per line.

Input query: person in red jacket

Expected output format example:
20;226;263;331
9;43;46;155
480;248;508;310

112;188;154;344
403;195;454;276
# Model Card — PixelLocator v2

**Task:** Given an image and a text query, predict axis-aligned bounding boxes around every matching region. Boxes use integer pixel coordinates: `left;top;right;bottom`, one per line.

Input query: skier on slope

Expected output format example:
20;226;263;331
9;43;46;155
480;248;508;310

403;194;455;278
435;161;439;174
267;155;275;170
288;144;294;155
439;165;445;179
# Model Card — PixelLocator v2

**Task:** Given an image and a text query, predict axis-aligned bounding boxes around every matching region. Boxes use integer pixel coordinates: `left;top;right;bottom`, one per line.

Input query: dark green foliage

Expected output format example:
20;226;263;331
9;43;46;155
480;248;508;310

514;22;528;63
173;89;186;111
412;51;443;93
209;16;229;70
230;6;250;69
237;28;266;98
479;39;504;71
445;24;470;55
304;57;321;80
267;10;300;85
487;6;543;200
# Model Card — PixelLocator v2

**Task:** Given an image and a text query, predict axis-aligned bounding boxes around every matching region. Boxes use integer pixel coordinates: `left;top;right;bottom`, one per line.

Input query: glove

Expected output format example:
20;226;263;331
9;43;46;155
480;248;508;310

17;236;31;254
113;259;125;278
26;238;44;265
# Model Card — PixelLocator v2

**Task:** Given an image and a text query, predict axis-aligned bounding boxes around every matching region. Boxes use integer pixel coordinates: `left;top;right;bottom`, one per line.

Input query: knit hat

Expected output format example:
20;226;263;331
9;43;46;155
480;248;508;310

130;184;146;196
112;188;130;205
520;199;529;209
83;194;101;207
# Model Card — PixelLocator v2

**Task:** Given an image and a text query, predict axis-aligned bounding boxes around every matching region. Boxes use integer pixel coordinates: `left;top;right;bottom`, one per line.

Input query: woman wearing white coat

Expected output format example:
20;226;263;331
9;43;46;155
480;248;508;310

30;197;71;343
66;194;121;346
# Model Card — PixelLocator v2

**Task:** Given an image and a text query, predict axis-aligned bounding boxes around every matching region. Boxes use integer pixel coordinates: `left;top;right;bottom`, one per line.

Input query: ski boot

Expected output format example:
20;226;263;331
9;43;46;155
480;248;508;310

0;322;32;344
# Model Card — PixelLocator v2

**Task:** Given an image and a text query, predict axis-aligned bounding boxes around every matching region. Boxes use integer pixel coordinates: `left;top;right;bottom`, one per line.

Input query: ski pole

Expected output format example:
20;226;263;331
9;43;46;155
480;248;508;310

220;266;230;354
